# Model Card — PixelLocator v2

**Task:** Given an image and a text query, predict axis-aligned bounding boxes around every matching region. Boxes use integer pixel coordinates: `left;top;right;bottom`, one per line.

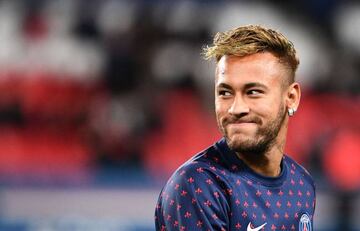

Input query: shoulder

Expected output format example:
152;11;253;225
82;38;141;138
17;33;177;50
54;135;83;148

159;144;233;198
166;149;227;189
284;155;316;192
155;146;231;230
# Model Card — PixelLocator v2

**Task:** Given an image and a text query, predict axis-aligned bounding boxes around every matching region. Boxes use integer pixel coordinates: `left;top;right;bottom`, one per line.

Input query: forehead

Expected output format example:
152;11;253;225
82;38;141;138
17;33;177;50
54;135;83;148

216;53;287;87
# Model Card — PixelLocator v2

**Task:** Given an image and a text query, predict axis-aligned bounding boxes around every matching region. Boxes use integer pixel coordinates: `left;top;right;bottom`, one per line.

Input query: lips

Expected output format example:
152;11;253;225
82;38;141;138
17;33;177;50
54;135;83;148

224;117;261;126
227;122;257;130
229;120;255;124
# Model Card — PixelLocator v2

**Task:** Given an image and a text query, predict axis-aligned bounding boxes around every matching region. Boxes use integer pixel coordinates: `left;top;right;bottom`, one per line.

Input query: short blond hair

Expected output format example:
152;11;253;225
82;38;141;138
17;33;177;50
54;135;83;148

203;25;299;82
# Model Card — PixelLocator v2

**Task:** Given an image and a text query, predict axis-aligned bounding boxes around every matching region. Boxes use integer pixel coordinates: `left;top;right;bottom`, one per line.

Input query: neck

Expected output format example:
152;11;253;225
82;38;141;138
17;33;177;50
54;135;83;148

236;139;286;177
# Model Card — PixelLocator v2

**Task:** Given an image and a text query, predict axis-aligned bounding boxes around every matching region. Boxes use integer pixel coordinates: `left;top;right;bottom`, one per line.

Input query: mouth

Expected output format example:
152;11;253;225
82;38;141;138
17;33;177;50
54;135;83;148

230;119;256;124
227;118;258;125
224;118;260;132
224;115;261;125
227;120;258;130
228;122;256;127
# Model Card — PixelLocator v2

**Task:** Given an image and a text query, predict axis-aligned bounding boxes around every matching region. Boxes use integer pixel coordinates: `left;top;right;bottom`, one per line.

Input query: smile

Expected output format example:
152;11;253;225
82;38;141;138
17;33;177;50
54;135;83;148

227;122;257;129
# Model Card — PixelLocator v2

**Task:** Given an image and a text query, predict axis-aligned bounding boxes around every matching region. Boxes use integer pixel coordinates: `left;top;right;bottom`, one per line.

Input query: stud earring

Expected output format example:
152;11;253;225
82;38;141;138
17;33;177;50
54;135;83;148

288;108;296;117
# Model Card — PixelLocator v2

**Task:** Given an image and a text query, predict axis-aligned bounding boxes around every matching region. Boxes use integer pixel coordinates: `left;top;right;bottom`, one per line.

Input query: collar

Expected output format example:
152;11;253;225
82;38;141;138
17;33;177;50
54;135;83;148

214;137;288;187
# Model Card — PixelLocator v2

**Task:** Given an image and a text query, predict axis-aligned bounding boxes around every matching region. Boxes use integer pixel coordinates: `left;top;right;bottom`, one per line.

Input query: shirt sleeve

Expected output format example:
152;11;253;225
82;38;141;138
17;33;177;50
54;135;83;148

155;163;230;231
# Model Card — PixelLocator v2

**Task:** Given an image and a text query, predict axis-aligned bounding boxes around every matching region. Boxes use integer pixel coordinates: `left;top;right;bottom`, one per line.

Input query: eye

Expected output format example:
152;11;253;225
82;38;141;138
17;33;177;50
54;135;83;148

247;89;263;95
218;90;232;97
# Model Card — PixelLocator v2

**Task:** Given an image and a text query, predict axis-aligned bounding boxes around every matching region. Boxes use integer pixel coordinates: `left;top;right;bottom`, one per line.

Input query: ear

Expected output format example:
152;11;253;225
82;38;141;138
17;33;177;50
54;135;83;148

285;82;301;112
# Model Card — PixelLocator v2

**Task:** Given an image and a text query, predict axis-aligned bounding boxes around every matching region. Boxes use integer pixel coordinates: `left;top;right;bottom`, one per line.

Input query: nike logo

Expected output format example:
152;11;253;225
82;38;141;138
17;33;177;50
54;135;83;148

247;222;267;231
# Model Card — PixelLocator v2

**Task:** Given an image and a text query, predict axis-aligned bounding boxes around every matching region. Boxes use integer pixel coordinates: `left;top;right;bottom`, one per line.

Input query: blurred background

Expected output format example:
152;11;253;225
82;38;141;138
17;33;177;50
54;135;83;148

0;0;359;230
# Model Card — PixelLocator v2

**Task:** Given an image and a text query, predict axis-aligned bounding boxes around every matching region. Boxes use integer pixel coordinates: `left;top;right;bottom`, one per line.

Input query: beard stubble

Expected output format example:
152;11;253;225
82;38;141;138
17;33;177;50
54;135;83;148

221;103;287;156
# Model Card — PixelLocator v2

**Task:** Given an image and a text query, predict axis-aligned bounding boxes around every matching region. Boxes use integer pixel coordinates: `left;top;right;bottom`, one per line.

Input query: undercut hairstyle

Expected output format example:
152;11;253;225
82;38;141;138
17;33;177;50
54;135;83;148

203;25;299;84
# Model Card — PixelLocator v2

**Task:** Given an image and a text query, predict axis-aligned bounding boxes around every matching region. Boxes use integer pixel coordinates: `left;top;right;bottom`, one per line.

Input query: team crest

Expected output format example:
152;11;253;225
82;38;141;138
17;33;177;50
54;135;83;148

299;213;312;231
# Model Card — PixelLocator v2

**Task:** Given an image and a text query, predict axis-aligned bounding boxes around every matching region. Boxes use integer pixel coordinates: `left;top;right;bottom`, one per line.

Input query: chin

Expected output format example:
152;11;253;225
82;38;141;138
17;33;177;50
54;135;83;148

227;136;254;150
226;134;269;155
228;132;255;144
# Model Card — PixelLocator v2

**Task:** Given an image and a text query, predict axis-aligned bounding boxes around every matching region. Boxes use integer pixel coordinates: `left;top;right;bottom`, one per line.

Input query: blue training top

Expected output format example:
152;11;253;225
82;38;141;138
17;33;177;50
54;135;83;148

155;138;316;231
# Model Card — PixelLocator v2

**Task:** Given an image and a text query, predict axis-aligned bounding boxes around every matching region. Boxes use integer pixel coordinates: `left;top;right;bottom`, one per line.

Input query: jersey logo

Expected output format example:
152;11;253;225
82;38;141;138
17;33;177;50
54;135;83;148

299;213;312;231
247;222;267;231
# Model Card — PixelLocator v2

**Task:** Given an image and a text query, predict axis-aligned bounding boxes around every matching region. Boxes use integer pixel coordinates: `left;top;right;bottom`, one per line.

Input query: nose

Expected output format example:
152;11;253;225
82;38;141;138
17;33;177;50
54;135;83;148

228;95;250;116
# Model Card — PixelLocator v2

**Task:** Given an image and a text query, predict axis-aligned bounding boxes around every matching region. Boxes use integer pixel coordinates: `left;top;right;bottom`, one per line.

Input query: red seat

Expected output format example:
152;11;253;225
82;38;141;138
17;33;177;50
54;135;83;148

143;89;221;178
0;126;92;182
19;73;96;121
323;129;360;191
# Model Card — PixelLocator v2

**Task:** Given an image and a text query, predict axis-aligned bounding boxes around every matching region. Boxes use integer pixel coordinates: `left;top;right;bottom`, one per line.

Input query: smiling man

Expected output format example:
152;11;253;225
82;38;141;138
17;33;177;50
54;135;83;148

155;25;315;231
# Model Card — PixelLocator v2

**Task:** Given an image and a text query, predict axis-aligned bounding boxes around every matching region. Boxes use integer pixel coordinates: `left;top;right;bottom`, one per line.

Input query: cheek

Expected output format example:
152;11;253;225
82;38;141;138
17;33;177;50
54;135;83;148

254;104;272;117
256;100;284;123
215;100;228;119
251;97;280;116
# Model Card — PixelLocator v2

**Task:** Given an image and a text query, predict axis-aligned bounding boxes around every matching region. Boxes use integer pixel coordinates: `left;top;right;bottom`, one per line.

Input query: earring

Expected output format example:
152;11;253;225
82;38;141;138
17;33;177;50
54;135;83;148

288;108;296;117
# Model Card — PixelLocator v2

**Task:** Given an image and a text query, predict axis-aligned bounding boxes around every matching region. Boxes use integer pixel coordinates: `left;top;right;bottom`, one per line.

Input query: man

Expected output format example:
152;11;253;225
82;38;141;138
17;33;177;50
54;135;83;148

155;25;315;231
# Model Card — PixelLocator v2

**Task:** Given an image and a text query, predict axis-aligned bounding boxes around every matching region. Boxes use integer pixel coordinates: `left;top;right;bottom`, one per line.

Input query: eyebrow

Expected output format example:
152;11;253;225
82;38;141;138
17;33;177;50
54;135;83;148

243;82;269;90
216;82;232;89
216;82;269;90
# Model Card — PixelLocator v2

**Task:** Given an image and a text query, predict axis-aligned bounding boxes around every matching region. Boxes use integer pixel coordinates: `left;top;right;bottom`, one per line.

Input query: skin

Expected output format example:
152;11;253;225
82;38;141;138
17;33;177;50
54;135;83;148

215;52;301;177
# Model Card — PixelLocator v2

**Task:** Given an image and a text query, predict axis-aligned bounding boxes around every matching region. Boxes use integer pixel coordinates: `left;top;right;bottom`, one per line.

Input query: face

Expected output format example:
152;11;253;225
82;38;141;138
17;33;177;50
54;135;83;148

215;52;292;155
